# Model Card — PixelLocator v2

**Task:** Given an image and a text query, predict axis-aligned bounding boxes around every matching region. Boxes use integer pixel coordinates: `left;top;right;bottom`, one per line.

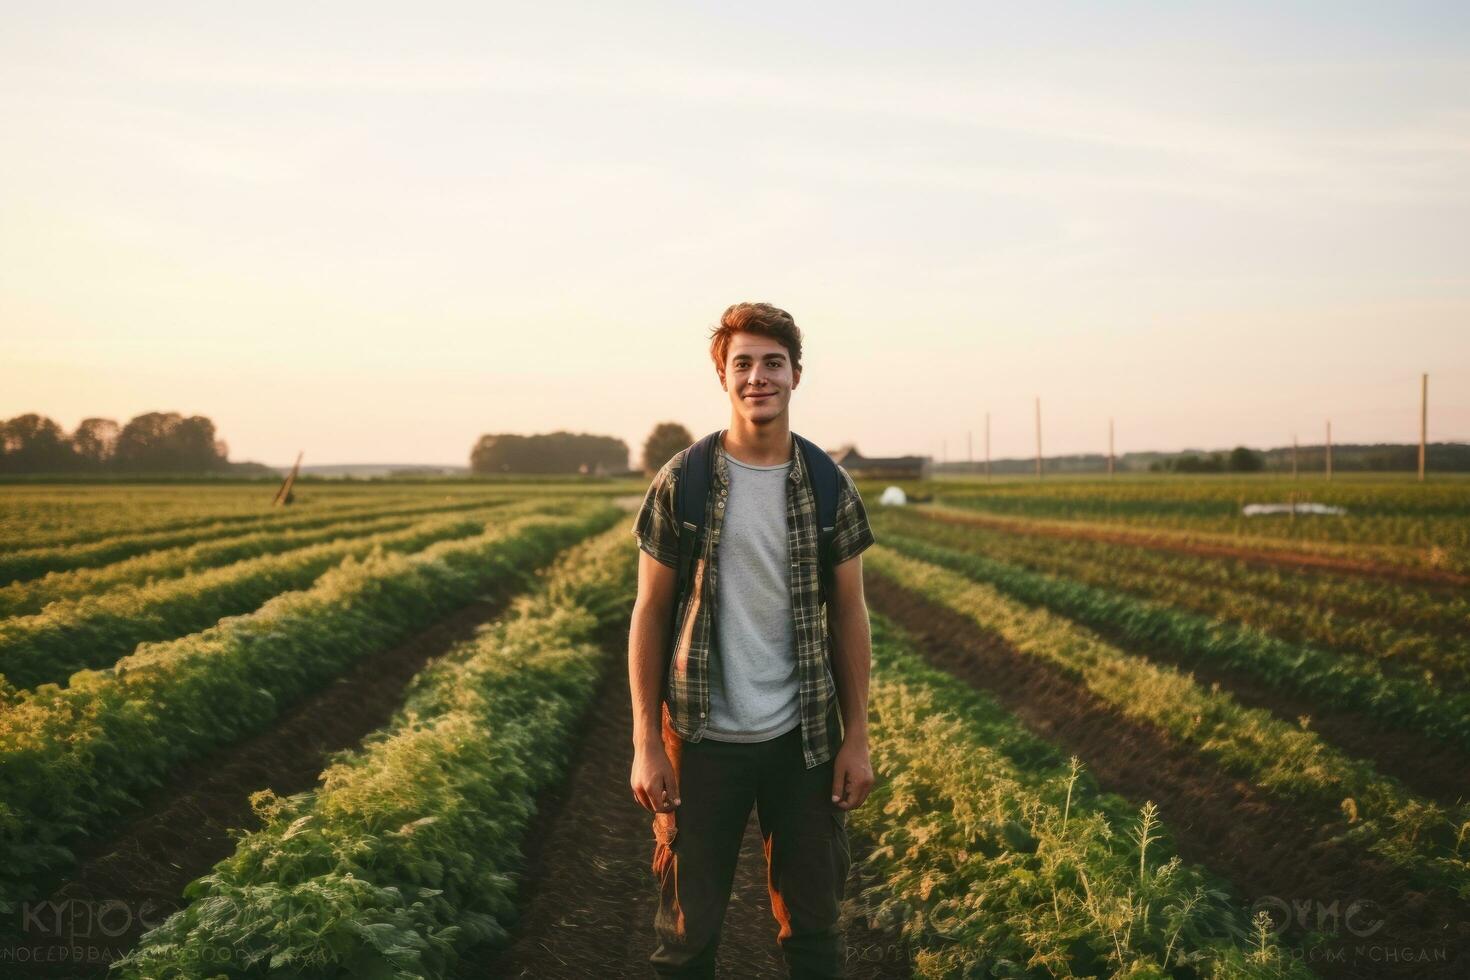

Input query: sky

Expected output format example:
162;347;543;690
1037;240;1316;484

3;1;1468;467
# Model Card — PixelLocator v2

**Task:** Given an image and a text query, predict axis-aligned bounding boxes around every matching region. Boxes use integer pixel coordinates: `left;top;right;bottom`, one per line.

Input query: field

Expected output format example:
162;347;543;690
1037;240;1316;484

0;474;1466;978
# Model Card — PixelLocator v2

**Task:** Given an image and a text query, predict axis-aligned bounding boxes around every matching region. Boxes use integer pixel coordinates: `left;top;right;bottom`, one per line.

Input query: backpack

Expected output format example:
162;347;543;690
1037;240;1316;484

670;429;841;642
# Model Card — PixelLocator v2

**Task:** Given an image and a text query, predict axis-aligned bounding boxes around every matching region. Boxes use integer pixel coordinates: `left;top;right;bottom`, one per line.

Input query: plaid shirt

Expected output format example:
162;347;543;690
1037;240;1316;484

632;431;876;770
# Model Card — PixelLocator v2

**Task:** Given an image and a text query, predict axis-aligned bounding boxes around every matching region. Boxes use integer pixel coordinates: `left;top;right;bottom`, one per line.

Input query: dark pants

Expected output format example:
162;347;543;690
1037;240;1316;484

649;702;851;978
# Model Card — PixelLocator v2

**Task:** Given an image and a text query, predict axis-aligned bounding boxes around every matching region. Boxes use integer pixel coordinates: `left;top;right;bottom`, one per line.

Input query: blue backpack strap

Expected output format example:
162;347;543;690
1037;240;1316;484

673;429;723;613
793;431;840;605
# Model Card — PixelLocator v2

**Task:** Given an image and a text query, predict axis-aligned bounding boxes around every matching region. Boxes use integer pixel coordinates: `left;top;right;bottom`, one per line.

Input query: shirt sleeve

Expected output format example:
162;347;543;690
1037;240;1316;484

829;465;876;565
631;456;681;569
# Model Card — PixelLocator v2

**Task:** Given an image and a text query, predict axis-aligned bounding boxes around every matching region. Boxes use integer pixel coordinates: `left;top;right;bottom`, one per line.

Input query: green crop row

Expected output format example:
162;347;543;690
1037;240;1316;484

0;483;617;553
0;493;525;584
0;483;529;551
0;504;542;691
852;613;1312;979
934;475;1469;514
933;475;1470;522
0;502;620;912
879;507;1470;672
109;522;637;979
877;527;1470;749
0;485;330;549
0;501;517;619
866;546;1470;897
923;489;1469;575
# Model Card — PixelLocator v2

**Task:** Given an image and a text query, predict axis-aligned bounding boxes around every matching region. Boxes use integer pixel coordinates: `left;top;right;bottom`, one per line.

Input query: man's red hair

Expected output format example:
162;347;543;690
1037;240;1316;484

708;302;803;375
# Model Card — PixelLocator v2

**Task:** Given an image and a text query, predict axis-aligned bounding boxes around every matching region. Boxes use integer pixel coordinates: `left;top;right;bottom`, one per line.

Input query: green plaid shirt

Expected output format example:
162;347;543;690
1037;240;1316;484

631;431;876;770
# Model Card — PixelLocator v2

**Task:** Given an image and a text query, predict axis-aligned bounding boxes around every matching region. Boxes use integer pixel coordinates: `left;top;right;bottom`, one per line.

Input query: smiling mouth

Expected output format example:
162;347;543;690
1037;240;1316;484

746;392;774;400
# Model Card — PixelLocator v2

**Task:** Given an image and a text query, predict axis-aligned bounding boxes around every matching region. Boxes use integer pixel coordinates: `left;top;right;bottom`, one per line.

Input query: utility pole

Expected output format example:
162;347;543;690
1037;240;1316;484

967;429;973;471
1108;417;1115;478
985;411;991;482
1419;373;1428;482
1325;420;1332;481
1291;433;1298;480
1035;397;1043;479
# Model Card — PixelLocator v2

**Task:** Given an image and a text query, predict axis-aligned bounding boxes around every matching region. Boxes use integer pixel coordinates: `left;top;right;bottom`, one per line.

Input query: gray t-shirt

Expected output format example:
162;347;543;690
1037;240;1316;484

703;453;801;742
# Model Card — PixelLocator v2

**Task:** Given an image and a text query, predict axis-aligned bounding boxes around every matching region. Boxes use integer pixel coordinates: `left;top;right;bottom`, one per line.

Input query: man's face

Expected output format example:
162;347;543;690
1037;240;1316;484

720;333;800;427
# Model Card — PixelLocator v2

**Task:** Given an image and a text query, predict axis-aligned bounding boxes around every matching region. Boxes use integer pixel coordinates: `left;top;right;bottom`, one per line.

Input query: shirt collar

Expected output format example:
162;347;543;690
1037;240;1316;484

713;430;805;487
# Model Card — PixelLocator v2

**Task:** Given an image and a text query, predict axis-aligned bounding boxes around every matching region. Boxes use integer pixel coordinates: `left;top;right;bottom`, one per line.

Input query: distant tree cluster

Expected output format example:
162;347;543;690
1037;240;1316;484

1149;446;1264;473
0;412;231;475
469;430;629;475
641;422;694;475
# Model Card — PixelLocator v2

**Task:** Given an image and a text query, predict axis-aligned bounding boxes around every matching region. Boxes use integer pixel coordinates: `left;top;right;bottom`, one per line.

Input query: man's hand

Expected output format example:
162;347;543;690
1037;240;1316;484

830;736;874;810
631;743;681;814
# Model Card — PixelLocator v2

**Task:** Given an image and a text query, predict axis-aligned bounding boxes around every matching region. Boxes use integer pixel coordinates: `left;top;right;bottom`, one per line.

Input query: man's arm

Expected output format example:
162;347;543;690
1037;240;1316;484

630;548;675;752
629;548;682;814
828;552;875;810
829;553;871;747
826;464;877;810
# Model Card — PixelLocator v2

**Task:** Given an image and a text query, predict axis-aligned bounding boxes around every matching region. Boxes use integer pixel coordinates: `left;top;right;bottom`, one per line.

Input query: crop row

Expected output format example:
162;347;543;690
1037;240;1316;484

0;485;319;549
875;525;1470;748
865;545;1470;896
110;521;638;978
0;503;544;692
924;490;1469;575
0;493;525;584
0;500;517;619
851;613;1308;979
880;506;1470;665
0;501;620;911
0;483;528;551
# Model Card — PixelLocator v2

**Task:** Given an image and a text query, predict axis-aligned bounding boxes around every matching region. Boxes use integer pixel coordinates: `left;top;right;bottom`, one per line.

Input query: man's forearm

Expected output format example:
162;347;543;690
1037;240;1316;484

629;599;670;749
831;597;872;745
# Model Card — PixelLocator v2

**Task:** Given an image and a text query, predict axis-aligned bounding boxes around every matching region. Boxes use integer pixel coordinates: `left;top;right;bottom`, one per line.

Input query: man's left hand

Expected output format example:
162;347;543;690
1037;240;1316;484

830;737;874;810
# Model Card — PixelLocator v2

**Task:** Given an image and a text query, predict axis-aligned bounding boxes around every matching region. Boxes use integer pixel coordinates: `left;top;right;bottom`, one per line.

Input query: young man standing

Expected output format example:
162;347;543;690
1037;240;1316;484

628;302;876;978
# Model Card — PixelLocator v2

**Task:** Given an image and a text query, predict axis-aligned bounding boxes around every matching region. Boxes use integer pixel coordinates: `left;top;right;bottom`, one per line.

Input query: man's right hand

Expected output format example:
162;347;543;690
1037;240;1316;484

631;743;681;814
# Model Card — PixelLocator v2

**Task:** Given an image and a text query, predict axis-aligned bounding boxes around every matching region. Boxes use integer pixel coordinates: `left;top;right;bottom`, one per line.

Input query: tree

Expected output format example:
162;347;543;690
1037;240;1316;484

1172;452;1224;473
469;431;629;475
0;414;77;473
1228;446;1264;472
113;412;229;473
642;422;694;475
71;418;121;471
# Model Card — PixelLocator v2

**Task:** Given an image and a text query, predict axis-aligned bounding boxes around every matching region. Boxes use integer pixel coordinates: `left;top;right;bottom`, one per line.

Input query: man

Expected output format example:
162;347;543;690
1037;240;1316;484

628;301;876;978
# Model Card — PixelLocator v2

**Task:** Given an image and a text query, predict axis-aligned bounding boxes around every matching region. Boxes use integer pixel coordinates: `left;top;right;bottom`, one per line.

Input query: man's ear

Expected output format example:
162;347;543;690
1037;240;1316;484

792;367;801;390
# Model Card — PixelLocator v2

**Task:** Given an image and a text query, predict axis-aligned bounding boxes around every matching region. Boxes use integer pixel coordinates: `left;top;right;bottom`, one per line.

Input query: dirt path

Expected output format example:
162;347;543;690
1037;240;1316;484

916;505;1470;589
3;587;530;979
457;624;912;979
865;571;1469;980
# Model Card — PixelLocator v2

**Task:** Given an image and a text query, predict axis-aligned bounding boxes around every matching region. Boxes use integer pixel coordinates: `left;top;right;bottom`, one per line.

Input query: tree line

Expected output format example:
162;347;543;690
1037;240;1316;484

0;412;231;474
467;423;695;476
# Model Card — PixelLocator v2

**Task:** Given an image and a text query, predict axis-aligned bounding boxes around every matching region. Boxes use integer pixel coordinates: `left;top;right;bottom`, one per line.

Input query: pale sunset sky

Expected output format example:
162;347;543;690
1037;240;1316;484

3;2;1467;467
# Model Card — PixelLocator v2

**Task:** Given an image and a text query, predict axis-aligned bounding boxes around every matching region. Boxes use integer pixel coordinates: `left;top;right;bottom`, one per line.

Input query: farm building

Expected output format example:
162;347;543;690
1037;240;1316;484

827;444;929;480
